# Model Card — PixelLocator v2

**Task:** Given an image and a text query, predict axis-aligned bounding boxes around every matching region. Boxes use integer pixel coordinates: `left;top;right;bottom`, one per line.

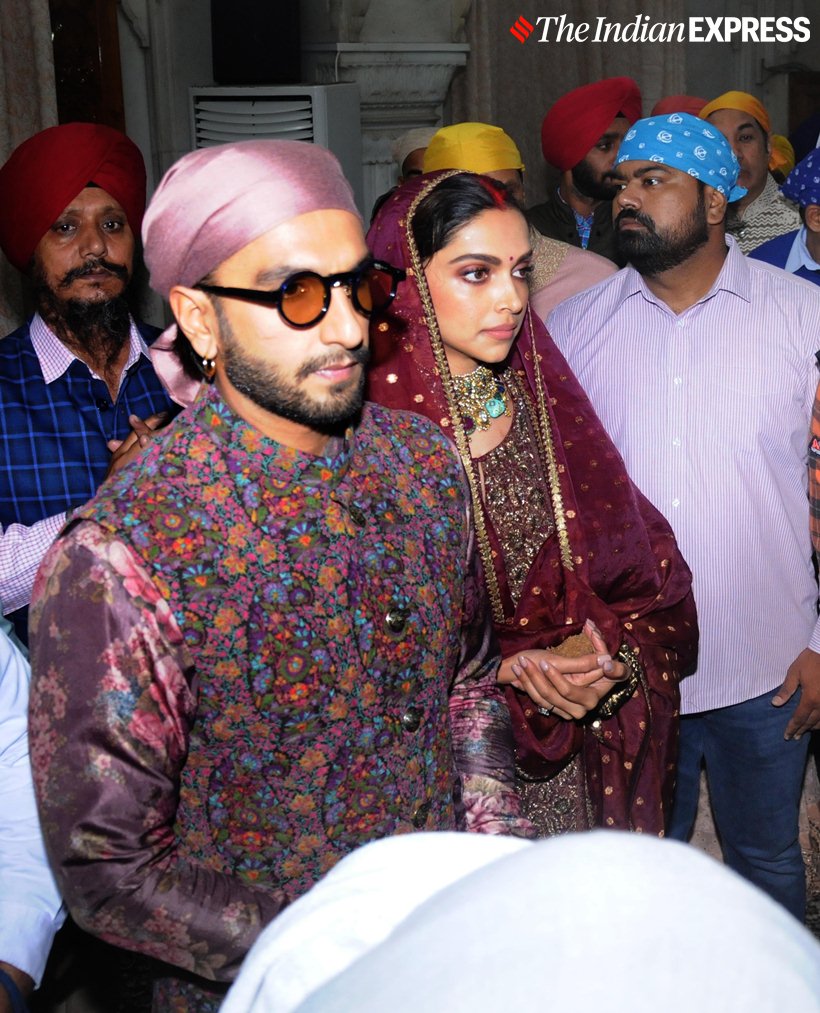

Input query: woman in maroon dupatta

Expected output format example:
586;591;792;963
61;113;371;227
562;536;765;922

367;171;697;835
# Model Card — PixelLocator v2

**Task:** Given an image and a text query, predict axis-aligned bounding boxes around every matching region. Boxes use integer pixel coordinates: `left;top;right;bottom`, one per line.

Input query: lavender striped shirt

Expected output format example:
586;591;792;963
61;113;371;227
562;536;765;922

548;237;820;713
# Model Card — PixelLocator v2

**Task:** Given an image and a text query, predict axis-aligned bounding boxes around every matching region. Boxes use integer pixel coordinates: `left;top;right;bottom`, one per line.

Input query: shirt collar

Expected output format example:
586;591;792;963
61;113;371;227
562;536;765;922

621;234;752;312
741;172;780;218
785;226;820;274
555;186;595;222
30;312;148;387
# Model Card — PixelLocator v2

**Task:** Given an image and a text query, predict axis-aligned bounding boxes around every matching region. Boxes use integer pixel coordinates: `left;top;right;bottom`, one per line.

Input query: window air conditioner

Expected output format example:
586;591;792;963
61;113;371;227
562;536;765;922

189;83;363;213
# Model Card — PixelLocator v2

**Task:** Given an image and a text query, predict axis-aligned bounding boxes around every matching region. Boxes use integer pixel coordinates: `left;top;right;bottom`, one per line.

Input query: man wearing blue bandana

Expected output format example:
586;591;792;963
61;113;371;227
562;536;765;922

548;112;820;921
750;147;820;286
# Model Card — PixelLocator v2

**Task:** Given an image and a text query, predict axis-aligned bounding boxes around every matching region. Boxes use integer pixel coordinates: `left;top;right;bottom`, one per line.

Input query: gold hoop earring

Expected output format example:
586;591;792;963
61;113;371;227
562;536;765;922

198;356;216;381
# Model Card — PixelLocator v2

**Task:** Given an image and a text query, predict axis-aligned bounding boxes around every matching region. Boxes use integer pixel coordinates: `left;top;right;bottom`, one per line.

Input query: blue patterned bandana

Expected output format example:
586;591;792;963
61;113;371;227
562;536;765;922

616;112;747;202
781;148;820;208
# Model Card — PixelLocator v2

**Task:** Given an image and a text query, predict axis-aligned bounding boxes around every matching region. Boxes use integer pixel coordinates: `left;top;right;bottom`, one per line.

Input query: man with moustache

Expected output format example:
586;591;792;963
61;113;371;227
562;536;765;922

527;77;642;264
548;113;820;921
0;123;176;640
28;140;529;1011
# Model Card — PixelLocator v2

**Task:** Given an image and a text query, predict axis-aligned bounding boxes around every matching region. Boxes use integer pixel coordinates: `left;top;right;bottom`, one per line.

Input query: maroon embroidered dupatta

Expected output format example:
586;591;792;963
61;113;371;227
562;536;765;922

366;173;698;833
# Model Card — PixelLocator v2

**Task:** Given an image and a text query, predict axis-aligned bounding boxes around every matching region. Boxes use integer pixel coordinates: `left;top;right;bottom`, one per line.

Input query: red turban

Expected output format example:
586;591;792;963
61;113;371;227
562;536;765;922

541;77;642;171
0;122;146;272
651;95;708;118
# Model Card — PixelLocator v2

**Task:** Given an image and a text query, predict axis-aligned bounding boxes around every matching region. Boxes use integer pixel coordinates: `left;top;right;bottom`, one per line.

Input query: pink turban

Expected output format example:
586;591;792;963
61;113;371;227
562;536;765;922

0;122;146;272
541;77;642;171
142;140;361;300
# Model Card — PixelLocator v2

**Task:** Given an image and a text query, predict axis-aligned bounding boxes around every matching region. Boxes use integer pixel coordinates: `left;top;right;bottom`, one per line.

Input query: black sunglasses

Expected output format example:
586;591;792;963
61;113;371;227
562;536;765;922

195;259;406;330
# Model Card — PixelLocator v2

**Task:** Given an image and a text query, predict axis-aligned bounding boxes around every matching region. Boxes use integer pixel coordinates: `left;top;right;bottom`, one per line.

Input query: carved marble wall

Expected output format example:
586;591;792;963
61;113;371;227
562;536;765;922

301;0;473;215
301;0;471;45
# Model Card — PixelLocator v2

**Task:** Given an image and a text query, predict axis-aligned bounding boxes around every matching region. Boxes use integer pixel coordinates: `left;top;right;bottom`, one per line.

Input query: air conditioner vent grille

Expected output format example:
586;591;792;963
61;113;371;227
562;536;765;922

189;85;363;211
192;94;315;145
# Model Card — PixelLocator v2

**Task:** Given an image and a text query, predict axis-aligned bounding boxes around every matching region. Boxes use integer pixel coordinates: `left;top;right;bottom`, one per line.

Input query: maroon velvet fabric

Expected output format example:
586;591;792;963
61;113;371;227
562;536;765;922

366;173;698;833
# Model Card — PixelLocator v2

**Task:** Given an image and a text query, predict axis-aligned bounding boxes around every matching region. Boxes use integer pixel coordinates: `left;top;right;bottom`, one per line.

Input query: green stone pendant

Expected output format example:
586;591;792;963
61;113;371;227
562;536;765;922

485;397;506;419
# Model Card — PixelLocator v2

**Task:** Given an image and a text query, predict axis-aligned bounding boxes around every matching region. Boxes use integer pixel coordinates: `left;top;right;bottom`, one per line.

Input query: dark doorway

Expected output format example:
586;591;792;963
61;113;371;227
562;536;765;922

789;71;820;134
48;0;125;129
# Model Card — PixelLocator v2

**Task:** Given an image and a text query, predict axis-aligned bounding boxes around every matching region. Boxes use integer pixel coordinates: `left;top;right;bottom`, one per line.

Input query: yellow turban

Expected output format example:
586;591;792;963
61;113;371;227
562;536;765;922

423;123;525;174
700;91;788;172
700;90;771;133
769;134;795;177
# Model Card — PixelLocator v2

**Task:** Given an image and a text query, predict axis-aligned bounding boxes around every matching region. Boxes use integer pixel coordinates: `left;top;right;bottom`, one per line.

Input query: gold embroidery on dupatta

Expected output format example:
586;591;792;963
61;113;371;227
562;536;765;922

527;228;569;293
516;313;575;575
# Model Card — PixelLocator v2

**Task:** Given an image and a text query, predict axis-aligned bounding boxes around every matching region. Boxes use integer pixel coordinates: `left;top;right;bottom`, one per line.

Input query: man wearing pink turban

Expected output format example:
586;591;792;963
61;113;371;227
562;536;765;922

528;77;642;265
28;139;531;1011
0;123;179;643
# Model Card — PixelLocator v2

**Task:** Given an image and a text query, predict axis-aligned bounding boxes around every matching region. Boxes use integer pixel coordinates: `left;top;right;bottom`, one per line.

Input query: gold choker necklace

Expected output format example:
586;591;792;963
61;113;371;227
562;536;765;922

451;365;510;435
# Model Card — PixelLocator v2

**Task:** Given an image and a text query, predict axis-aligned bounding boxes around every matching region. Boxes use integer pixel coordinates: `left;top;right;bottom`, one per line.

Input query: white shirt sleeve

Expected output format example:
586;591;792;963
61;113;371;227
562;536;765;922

0;617;65;985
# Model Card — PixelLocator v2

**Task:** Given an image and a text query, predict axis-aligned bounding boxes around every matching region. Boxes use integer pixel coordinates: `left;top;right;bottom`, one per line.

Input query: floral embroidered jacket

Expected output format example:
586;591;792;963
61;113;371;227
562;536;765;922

29;386;528;1011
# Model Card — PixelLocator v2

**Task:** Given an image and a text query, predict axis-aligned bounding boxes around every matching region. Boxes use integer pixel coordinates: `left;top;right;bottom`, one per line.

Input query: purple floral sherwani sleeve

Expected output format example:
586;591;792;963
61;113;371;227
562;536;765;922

28;522;285;982
29;511;529;982
450;498;534;838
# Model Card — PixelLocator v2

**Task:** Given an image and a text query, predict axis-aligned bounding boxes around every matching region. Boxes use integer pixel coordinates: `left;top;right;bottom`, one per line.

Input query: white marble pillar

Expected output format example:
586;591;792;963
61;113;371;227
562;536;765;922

302;42;468;215
300;0;472;214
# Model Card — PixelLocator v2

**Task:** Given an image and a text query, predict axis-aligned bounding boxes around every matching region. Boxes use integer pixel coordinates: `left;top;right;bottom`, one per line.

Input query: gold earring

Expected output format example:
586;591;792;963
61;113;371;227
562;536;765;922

198;356;216;381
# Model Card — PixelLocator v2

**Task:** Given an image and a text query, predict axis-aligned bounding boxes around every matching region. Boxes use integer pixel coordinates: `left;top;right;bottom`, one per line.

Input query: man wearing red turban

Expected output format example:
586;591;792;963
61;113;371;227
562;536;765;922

528;77;642;265
0;123;179;643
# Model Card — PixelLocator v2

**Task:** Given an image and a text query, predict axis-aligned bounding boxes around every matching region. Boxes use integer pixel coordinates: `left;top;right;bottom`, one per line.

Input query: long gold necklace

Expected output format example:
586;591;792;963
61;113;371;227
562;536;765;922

451;365;510;435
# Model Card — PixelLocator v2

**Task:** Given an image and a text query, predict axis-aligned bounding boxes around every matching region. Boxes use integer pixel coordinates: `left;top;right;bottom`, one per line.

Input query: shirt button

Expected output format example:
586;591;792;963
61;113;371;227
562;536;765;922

400;706;422;732
671;498;680;508
673;376;682;386
385;607;409;633
412;800;432;828
672;438;681;447
676;320;686;329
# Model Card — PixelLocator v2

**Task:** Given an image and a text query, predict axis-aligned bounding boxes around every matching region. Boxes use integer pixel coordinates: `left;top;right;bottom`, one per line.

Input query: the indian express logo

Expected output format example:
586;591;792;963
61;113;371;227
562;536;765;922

532;14;811;43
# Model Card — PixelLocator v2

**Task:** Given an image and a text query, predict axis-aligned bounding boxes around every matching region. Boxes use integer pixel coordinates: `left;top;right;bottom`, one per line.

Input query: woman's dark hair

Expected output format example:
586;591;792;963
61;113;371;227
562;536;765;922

412;174;523;262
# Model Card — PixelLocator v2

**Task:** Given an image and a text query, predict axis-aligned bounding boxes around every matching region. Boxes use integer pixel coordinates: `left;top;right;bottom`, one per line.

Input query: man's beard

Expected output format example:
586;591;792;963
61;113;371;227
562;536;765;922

571;158;619;202
614;192;709;276
216;302;369;433
32;258;132;369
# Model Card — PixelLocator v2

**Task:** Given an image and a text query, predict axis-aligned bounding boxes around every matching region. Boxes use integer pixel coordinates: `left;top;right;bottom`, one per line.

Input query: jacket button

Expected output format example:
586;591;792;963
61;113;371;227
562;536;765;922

400;706;422;732
348;504;366;527
385;607;408;633
412;800;431;828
